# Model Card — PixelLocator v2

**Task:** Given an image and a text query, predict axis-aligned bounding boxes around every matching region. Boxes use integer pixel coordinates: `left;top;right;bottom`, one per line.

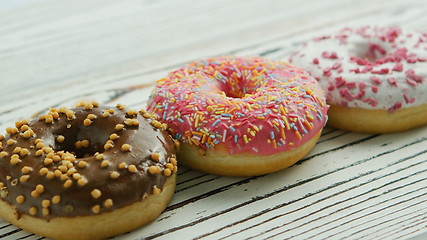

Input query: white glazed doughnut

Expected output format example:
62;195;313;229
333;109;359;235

290;26;427;133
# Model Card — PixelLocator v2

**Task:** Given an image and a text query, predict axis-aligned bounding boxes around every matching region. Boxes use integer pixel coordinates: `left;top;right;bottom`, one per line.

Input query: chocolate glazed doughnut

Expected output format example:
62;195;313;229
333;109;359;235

0;102;179;240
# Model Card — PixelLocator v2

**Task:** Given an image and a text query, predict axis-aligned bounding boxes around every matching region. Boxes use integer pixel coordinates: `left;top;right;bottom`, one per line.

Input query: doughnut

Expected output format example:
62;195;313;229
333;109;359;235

147;56;329;176
290;26;427;133
0;102;178;240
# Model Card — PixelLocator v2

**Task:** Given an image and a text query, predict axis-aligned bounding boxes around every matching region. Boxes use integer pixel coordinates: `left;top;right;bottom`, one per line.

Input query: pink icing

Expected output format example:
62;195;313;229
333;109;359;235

289;26;427;112
147;56;329;155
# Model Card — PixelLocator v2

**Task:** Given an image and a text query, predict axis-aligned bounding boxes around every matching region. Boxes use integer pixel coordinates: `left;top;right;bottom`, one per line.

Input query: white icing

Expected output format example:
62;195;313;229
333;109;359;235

290;26;427;112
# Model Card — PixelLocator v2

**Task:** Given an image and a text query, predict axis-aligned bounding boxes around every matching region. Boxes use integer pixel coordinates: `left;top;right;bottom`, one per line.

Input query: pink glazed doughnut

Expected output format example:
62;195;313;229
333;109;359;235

290;26;427;133
147;56;329;176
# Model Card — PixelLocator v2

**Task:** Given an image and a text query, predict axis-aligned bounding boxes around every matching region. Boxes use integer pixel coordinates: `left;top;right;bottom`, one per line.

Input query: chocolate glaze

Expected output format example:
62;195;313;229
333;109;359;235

0;105;177;219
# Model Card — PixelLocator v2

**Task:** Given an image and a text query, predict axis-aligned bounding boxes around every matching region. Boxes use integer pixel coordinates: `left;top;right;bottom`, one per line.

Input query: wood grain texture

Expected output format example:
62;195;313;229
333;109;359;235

0;0;426;239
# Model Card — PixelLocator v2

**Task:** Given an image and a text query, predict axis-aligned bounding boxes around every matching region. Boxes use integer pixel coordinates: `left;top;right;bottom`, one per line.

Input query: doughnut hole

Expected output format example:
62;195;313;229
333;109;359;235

53;125;111;158
213;69;260;98
350;41;388;63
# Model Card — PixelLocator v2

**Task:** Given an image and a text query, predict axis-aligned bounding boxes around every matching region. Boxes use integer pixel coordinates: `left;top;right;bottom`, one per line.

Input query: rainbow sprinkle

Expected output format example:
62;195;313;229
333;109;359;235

147;56;329;155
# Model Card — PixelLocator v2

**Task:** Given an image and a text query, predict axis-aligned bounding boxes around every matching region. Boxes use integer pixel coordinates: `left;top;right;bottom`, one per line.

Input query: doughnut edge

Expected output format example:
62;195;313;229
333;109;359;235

0;172;176;240
327;104;427;133
178;131;322;177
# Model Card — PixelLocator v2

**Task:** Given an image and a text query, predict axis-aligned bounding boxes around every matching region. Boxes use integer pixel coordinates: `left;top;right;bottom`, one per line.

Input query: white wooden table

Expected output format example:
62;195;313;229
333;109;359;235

0;0;426;239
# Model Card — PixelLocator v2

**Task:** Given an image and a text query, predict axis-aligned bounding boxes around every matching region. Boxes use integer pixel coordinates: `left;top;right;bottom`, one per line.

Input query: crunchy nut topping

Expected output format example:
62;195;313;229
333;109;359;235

124;118;140;126
15;121;23;128
81;139;90;148
1;187;8;198
92;101;100;107
84;103;94;110
101;111;110;118
87;114;96;120
95;153;104;160
109;133;118;140
100;160;109;168
75;141;83;149
92;205;101;214
128;164;137;173
163;168;172;177
83;119;92;127
46;171;55;179
78;160;87;168
42;208;49;216
11;179;18;186
104;199;113;208
54;170;62;177
21;166;32;174
116;103;126;110
44;158;53;165
148;166;160;174
110;171;120;179
22;130;33;138
53;155;61;162
121;144;131;152
107;109;115;114
66;110;75;120
35;149;43;156
165;163;174;170
170;157;177;166
127;109;138;116
60;174;68;181
77;178;87;186
64;180;73;188
72;173;82;180
7;139;16;146
58;165;68;173
151;120;162;128
46;152;54;159
66;167;77;176
153;186;161;195
56;135;65;143
151;153;160;162
36;184;44;193
143;112;152;118
29;207;38;215
13;147;21;154
45;116;53;124
104;142;113;150
115;124;124;131
118;162;126;169
20;148;29;157
6;127;18;135
52;195;61;204
16;195;25;204
31;190;40;198
91;189;102;199
0;151;8;158
42;199;51;208
20;125;29;131
10;157;20;165
20;175;30;182
35;141;45;149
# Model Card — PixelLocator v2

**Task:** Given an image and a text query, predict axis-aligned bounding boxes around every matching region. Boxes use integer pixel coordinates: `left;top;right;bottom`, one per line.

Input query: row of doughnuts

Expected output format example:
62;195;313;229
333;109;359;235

0;26;426;239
